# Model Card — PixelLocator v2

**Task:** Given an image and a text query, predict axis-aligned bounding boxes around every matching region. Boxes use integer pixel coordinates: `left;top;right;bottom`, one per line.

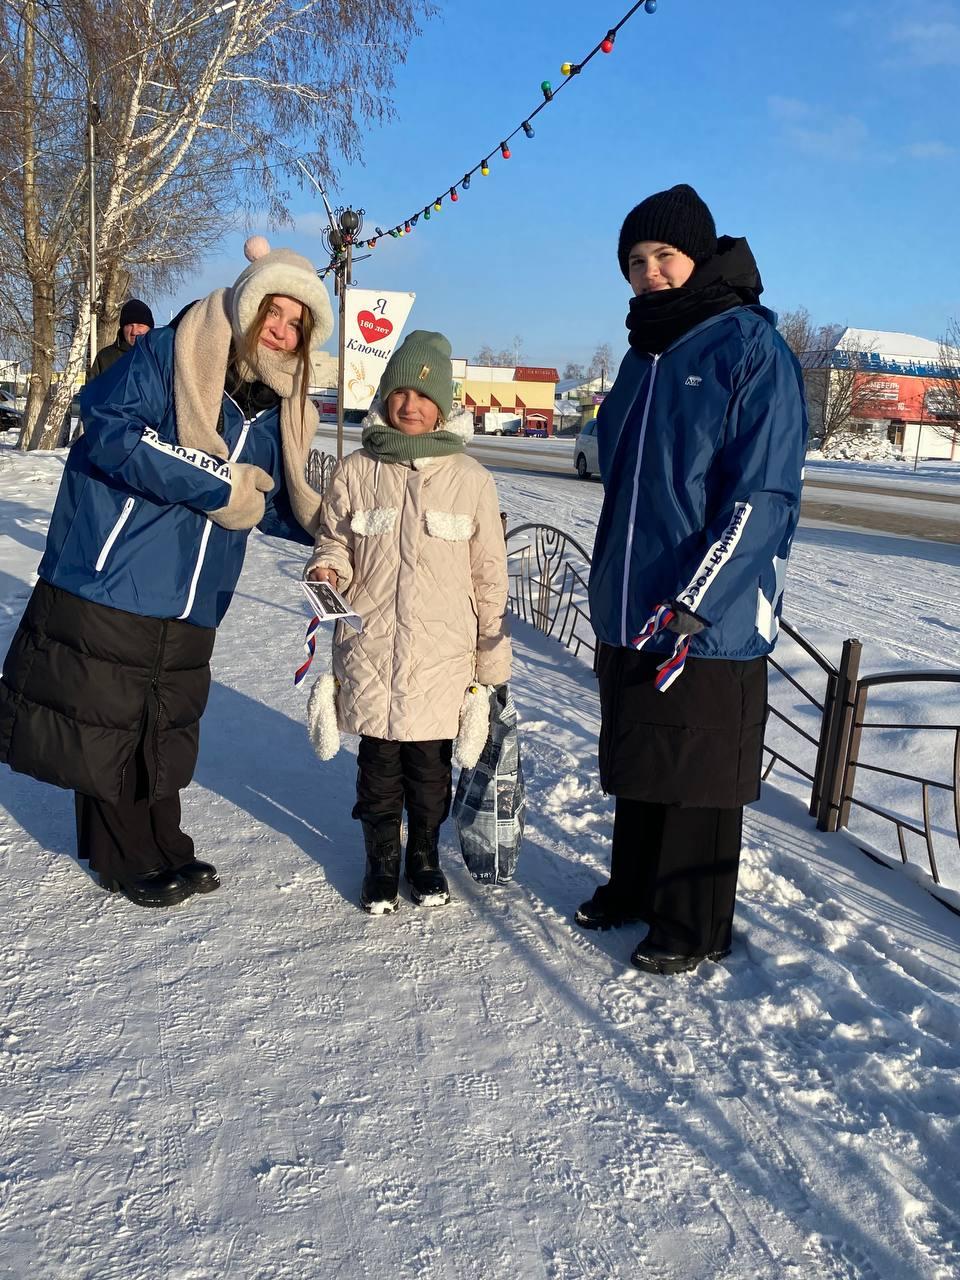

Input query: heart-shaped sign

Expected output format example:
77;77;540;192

357;311;394;344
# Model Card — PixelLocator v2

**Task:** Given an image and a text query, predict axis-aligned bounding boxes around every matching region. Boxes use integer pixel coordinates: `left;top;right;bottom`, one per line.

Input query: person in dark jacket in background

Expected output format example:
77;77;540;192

0;237;333;909
87;298;155;382
576;184;807;975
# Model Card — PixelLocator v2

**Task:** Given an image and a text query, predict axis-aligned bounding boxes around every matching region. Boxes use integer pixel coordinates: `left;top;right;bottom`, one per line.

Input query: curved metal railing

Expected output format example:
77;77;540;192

504;520;960;900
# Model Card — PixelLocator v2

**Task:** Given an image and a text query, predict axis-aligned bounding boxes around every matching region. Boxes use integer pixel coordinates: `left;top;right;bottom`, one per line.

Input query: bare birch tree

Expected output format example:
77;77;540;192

927;317;960;444
1;0;435;449
588;342;614;390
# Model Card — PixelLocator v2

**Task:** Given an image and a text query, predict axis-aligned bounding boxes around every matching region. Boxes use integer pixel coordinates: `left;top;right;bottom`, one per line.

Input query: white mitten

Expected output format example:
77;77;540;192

208;463;273;531
453;683;494;769
307;673;340;761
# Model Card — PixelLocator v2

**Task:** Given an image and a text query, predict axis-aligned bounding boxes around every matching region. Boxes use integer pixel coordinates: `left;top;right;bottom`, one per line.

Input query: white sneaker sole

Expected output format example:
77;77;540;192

411;889;451;908
361;895;400;915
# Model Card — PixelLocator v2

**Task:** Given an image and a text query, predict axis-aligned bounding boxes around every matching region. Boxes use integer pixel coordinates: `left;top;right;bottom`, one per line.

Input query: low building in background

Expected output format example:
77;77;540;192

456;360;559;434
804;328;960;462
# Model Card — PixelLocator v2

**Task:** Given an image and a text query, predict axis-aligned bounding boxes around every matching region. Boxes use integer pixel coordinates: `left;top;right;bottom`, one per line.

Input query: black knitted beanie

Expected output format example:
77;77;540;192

617;184;717;280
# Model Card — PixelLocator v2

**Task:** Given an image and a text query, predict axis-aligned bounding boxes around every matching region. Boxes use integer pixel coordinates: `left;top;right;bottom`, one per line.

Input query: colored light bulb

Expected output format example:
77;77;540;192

541;80;553;101
645;0;657;11
434;199;441;211
404;222;411;233
481;162;490;176
450;187;458;202
522;121;535;138
561;61;572;75
500;142;511;159
463;173;471;189
601;30;615;52
424;208;431;220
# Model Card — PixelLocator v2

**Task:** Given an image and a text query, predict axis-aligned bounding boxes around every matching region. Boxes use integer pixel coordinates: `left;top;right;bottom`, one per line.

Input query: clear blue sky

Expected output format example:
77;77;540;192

159;0;960;368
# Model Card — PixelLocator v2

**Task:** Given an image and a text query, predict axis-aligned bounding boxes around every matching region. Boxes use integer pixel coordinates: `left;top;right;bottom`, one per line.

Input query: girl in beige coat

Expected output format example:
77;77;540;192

305;330;512;913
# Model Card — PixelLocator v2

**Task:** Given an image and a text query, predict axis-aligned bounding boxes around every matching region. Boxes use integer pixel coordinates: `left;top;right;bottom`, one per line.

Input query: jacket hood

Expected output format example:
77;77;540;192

688;236;763;305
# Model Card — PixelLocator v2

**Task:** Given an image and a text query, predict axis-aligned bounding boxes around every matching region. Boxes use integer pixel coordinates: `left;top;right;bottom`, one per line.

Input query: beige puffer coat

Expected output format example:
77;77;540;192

308;411;511;743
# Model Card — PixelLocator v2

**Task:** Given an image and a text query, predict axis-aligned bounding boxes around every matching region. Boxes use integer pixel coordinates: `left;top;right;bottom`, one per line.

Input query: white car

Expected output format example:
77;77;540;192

573;418;599;479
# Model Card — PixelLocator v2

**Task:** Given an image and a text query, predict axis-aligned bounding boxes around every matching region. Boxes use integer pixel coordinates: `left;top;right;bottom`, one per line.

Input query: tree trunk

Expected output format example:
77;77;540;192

100;258;132;342
18;274;56;449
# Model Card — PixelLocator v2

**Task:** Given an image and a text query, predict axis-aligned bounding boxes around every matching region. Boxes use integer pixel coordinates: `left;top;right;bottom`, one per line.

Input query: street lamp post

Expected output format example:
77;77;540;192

323;207;363;462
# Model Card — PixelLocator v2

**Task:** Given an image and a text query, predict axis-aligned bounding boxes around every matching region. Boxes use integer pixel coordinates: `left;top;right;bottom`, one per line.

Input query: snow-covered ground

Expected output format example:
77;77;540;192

2;443;960;1280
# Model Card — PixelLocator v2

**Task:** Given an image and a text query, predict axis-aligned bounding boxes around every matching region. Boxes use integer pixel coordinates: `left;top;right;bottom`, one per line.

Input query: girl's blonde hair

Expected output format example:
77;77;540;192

235;294;314;417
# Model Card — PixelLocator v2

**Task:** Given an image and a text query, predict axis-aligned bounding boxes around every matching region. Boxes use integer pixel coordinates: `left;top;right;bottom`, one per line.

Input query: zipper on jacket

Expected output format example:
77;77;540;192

94;496;136;572
178;417;252;622
384;473;410;732
620;354;659;646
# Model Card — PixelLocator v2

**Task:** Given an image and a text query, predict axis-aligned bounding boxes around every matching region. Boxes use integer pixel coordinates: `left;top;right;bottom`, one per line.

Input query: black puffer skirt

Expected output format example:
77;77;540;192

597;643;767;808
0;580;215;806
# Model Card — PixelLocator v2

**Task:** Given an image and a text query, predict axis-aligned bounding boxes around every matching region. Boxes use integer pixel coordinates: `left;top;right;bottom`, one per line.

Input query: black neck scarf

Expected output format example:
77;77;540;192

625;236;764;356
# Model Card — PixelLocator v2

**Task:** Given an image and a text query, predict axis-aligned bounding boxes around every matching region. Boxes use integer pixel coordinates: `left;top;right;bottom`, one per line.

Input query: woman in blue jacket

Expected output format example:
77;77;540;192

0;238;333;908
578;185;807;974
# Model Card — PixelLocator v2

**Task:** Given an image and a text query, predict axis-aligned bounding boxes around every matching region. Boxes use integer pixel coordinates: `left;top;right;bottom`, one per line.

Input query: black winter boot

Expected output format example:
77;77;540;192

99;867;192;909
405;827;451;907
360;820;401;914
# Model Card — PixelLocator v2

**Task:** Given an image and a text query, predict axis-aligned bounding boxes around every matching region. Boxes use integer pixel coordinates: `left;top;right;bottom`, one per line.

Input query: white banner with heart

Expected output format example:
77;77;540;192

341;288;416;411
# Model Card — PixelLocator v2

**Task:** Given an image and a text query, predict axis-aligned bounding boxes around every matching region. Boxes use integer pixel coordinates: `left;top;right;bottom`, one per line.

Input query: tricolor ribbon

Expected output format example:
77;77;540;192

294;614;320;685
630;602;689;693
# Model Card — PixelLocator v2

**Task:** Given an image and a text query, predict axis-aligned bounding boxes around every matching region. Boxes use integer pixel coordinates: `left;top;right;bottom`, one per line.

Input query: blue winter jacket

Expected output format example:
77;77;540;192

588;305;807;658
38;324;312;629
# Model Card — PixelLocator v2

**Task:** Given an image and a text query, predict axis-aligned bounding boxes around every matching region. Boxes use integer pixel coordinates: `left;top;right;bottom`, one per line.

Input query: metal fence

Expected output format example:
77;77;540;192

505;522;960;904
306;449;336;496
505;523;596;666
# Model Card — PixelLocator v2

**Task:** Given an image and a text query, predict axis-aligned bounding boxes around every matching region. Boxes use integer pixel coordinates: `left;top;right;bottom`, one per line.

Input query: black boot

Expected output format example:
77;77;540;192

405;826;451;907
175;859;221;894
99;867;192;909
360;820;401;914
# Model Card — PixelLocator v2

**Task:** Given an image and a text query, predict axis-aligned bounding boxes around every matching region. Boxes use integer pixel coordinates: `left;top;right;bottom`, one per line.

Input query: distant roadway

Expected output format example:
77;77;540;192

312;425;959;545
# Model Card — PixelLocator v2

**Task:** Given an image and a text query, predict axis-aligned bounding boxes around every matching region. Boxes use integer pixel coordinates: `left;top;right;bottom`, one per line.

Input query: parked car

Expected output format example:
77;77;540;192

574;418;599;479
0;388;23;432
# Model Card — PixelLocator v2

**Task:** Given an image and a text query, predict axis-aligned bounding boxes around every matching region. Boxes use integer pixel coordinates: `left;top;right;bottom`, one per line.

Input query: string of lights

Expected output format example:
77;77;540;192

350;0;661;254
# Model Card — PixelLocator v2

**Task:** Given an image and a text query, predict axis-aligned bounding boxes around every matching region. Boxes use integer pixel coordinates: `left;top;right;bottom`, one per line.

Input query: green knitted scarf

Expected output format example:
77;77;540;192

361;423;466;463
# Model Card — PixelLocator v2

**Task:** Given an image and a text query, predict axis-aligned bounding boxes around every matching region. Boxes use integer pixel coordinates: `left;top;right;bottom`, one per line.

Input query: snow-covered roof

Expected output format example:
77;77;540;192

553;399;580;416
835;328;943;363
816;327;959;378
555;377;585;395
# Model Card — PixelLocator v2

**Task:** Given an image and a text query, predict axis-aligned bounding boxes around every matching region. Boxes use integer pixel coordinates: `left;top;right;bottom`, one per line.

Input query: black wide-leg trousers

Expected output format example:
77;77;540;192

75;733;194;884
610;798;743;957
353;736;453;831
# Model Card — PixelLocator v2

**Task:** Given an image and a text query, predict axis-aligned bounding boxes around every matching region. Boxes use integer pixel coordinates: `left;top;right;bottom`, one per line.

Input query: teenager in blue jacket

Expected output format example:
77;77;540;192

577;185;807;974
0;238;333;908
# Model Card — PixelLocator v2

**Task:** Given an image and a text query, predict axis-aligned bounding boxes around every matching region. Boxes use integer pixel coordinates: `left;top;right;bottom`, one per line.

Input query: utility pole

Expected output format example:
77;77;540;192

913;383;926;472
86;100;100;369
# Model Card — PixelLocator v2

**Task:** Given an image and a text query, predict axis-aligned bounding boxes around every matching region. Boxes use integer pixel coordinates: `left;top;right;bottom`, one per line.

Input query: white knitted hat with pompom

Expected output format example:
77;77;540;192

229;235;334;352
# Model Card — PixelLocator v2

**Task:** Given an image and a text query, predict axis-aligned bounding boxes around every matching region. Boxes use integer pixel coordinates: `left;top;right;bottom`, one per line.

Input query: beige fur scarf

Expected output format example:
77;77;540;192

173;289;322;535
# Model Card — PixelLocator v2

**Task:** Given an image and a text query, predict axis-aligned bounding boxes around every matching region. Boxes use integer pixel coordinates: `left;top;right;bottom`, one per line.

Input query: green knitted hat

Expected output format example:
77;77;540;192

378;330;453;420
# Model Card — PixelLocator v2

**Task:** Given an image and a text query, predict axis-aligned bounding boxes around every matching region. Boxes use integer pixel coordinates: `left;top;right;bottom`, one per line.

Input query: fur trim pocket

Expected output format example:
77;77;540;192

425;510;475;542
453;683;493;769
307;673;340;761
351;507;397;536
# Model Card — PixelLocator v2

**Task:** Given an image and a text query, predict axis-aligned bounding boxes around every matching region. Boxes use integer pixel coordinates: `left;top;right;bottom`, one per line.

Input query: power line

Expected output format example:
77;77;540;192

344;0;662;256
